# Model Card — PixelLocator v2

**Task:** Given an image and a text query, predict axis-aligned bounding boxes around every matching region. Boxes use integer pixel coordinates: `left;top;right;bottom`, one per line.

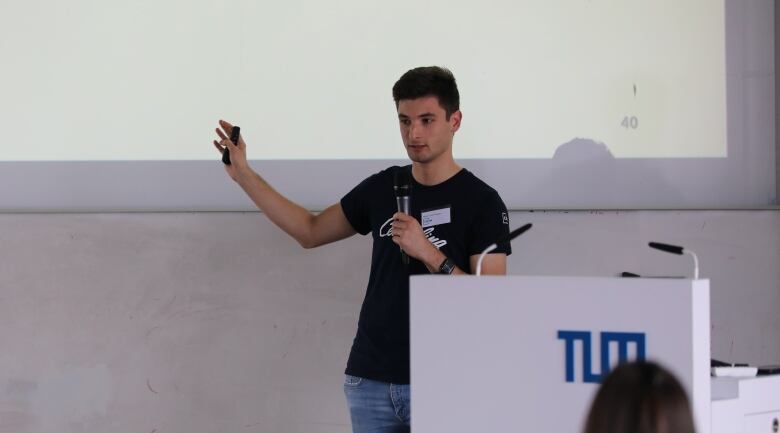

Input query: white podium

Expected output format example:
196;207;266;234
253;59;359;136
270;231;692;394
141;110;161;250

410;275;711;433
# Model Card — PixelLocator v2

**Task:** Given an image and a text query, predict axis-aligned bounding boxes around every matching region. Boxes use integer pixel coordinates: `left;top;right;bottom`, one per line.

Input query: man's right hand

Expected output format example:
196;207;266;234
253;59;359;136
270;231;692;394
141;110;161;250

213;119;249;182
210;119;357;249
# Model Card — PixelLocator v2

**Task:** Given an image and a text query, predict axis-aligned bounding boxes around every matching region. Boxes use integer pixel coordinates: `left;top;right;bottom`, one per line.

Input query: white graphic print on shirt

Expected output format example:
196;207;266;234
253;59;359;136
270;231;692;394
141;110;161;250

379;217;448;249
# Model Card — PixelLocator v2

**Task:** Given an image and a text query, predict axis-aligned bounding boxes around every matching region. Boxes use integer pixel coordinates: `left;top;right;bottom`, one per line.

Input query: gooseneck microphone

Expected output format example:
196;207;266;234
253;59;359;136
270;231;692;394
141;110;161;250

476;223;532;276
648;241;700;279
648;242;683;255
393;167;412;265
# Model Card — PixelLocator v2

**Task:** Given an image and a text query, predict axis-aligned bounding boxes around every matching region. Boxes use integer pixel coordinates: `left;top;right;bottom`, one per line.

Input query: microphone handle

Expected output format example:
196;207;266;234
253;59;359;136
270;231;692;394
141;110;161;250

396;196;410;214
396;196;411;265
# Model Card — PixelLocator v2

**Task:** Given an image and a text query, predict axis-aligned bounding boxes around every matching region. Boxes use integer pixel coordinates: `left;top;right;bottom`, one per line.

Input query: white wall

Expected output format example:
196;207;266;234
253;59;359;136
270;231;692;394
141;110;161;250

0;210;777;433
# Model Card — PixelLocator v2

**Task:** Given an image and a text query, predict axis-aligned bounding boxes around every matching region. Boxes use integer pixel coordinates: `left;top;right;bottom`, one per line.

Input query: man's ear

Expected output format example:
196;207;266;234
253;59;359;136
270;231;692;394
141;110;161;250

450;110;462;132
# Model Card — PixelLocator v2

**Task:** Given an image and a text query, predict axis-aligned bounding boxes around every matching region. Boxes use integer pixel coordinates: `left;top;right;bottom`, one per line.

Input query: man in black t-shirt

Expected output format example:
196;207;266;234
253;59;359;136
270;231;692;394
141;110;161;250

213;66;510;433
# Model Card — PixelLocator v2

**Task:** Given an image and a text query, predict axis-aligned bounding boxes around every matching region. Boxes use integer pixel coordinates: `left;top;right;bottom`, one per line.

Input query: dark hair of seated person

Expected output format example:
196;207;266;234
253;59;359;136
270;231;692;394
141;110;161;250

582;361;696;433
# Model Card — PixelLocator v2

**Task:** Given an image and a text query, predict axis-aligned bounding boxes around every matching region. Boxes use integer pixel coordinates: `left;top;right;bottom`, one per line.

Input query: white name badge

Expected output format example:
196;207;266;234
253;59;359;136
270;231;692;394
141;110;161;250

421;206;451;228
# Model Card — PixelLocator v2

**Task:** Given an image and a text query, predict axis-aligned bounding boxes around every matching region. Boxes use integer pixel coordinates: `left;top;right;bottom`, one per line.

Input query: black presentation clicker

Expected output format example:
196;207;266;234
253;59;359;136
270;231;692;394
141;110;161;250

222;126;241;165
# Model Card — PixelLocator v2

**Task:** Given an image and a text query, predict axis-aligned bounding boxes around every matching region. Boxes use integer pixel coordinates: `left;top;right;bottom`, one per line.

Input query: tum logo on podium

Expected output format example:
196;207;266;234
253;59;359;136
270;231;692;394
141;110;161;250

557;331;646;383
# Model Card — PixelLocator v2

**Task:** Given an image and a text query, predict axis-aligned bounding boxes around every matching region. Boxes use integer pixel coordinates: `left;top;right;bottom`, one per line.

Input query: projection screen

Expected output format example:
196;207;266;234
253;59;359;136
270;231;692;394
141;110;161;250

0;0;774;210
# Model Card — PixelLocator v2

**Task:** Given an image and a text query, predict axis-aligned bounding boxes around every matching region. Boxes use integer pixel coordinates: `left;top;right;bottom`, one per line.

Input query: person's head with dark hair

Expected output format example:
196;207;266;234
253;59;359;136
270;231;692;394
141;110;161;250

392;66;463;167
392;66;460;119
583;361;696;433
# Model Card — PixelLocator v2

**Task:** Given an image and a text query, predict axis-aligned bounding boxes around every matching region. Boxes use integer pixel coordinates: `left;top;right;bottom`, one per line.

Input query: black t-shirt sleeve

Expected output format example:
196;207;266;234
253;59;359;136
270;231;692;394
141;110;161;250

340;174;375;236
468;189;512;256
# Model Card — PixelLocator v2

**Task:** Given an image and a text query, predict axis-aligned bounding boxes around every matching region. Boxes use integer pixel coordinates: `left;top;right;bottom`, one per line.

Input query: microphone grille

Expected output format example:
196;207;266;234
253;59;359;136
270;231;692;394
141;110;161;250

394;167;412;196
394;166;411;185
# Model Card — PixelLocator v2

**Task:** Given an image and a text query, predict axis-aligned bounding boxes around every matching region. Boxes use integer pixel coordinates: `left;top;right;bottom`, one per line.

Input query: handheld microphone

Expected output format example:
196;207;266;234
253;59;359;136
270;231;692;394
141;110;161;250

476;223;532;276
393;167;412;265
648;241;700;279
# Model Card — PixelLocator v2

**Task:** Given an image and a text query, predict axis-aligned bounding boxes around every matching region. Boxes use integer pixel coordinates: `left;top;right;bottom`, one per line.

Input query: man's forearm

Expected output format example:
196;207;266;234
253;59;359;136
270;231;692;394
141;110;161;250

234;167;317;248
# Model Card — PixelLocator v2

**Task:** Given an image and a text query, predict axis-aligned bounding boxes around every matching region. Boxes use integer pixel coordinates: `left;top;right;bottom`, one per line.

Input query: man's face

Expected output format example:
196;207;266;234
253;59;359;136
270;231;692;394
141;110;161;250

397;96;461;164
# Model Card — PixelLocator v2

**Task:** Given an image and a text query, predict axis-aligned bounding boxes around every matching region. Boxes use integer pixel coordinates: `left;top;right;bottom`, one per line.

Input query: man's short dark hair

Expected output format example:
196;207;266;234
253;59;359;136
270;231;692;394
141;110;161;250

392;66;460;119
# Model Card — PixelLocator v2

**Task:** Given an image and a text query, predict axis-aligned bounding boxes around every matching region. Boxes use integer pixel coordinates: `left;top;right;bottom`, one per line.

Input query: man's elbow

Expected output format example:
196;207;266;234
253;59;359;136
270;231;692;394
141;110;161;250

297;237;319;249
474;257;508;275
296;217;321;249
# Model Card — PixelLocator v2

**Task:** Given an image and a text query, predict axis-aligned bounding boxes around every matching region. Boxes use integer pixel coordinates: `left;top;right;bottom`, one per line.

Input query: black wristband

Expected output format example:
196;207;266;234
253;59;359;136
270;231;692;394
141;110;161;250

438;257;455;275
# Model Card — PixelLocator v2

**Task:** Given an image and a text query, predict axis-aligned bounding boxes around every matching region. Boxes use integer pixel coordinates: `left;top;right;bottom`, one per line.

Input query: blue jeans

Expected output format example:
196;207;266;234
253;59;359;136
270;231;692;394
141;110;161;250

343;375;411;433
